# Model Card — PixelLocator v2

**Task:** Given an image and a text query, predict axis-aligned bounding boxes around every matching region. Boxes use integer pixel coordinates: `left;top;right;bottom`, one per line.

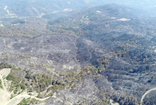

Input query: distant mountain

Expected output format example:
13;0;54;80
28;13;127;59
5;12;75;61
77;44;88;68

1;0;156;18
46;4;151;36
0;0;91;17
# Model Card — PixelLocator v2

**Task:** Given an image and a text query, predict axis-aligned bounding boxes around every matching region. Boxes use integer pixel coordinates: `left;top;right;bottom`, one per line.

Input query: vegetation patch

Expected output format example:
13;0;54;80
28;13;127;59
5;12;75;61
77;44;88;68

0;63;13;69
0;80;2;89
18;98;31;105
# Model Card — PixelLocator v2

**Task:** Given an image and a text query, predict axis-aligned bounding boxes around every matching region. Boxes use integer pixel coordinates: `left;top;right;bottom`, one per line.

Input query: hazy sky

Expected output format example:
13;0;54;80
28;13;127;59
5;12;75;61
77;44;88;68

88;0;156;8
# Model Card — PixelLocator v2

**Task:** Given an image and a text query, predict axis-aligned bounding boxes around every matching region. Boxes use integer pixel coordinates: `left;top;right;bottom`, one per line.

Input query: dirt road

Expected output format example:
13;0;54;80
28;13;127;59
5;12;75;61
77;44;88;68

0;68;49;105
140;88;156;105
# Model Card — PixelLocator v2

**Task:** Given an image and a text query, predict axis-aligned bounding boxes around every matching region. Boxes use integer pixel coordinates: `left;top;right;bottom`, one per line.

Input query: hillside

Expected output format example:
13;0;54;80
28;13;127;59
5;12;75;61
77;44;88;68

0;3;156;105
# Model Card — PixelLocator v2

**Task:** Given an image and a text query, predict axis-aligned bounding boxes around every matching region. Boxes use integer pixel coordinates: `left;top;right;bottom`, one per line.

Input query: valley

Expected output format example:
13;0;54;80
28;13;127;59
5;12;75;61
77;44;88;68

0;1;156;105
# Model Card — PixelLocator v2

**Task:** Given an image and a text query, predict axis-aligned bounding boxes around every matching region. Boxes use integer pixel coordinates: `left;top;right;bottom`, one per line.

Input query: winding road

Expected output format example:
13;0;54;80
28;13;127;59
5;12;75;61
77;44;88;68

140;88;156;105
6;92;50;105
0;74;6;91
